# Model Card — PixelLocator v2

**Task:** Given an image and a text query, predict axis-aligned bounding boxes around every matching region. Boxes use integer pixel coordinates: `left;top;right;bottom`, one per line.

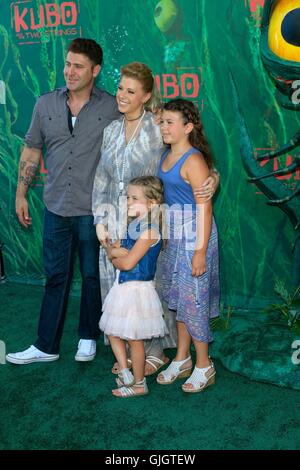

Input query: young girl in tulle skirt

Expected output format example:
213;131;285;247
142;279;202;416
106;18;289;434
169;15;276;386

99;176;168;397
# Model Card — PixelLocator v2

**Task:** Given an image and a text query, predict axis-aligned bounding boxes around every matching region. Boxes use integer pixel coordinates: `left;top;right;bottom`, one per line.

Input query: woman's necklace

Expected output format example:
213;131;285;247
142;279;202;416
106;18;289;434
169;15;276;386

115;110;146;194
125;112;144;122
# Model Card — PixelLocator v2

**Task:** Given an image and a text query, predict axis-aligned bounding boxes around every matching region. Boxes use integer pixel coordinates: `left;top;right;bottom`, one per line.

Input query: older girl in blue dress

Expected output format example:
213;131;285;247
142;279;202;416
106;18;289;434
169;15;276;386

157;99;220;393
99;176;168;397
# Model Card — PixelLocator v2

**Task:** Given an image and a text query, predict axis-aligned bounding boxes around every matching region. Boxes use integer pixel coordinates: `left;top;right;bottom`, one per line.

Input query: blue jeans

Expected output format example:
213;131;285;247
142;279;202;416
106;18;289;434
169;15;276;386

34;208;101;354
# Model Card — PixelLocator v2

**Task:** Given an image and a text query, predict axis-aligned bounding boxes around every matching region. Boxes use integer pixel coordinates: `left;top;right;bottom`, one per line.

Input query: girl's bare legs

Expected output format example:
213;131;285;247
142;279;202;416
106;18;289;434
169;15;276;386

112;339;169;375
112;339;146;396
128;340;145;383
111;343;131;373
173;321;193;366
182;338;213;392
157;321;192;382
193;339;210;369
108;336;128;371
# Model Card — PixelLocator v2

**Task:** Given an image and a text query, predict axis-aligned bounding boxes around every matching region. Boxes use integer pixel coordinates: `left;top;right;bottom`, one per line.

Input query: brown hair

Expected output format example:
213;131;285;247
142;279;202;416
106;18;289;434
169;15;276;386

121;62;161;113
68;38;103;66
163;99;213;169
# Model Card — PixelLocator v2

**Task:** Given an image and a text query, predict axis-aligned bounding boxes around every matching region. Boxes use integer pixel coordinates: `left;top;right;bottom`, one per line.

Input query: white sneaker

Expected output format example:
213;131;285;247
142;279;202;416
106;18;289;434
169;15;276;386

75;339;96;362
6;345;59;365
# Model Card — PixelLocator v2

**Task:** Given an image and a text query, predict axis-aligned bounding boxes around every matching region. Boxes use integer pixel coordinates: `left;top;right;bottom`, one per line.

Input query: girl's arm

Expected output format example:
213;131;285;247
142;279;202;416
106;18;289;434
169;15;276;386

110;247;129;259
112;229;159;271
105;240;128;260
183;153;213;277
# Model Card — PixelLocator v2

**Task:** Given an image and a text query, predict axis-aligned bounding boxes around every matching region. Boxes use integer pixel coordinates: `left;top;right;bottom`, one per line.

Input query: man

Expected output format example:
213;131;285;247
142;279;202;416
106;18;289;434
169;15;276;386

6;38;120;364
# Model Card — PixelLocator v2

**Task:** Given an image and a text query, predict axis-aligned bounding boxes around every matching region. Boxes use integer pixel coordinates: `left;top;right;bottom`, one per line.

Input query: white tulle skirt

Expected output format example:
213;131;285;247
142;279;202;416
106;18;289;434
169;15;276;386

100;275;169;340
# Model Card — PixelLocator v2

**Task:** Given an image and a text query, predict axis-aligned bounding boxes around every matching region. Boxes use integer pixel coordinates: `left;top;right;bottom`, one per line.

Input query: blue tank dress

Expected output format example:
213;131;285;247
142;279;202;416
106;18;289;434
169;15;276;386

157;148;220;343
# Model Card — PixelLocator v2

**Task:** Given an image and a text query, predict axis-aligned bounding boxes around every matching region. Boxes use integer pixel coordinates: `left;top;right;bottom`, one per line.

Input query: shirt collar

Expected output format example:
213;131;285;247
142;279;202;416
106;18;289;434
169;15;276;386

60;85;103;100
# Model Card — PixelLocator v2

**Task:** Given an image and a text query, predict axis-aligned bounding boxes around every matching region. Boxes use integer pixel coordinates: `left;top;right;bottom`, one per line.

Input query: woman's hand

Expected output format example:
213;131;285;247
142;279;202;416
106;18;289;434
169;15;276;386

96;223;110;248
193;170;220;201
191;251;206;277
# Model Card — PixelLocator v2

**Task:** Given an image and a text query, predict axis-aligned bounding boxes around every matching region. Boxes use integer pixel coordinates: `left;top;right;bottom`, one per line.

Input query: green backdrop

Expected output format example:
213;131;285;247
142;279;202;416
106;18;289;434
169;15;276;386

0;0;298;308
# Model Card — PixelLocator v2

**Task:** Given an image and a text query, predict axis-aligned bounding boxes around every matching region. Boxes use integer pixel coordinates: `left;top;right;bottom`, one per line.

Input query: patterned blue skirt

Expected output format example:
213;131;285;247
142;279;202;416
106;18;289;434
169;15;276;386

160;211;220;343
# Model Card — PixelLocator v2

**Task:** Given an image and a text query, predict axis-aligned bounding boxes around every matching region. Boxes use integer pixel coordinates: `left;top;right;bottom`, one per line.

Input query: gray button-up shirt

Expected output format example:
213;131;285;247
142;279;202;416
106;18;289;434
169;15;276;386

24;86;120;216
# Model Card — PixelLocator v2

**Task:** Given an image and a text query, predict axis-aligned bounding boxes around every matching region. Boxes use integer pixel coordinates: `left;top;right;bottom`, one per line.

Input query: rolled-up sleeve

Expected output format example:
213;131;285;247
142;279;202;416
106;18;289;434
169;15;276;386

24;99;44;149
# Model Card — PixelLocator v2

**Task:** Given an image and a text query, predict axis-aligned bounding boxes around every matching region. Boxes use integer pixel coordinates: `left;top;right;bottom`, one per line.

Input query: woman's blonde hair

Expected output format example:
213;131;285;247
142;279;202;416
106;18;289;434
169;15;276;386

121;62;162;113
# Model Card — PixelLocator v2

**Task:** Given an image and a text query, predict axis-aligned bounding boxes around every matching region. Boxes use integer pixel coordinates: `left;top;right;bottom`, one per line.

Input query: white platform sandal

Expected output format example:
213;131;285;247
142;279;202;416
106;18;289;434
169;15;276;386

115;367;135;387
113;378;149;398
182;362;216;393
156;356;192;385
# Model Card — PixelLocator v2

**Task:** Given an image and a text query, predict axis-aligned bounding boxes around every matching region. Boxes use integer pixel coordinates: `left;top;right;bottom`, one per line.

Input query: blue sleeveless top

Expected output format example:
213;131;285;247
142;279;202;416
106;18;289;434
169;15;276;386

118;220;162;284
158;147;200;208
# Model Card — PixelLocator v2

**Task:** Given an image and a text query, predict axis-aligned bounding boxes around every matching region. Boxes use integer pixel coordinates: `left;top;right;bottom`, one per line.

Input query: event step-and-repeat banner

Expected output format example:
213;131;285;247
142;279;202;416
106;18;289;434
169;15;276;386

0;0;298;307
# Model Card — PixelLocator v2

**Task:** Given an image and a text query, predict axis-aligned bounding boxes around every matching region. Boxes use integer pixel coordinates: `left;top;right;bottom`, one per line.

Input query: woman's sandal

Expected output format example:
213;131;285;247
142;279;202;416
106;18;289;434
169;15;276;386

182;362;216;393
156;356;192;385
112;378;149;398
115;367;135;388
111;359;132;375
144;355;170;376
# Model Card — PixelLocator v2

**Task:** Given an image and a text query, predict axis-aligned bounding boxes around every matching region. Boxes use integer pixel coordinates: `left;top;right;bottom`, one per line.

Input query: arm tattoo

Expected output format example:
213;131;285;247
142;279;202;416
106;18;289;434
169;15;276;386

19;161;39;187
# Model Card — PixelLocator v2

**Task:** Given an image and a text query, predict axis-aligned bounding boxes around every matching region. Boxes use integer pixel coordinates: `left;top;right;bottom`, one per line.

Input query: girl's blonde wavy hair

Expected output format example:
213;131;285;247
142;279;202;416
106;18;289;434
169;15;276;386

128;176;166;244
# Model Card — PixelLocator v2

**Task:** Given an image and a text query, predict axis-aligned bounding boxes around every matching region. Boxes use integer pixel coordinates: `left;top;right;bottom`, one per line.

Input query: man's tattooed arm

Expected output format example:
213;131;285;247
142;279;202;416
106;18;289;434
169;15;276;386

16;146;41;227
17;146;41;192
18;160;39;187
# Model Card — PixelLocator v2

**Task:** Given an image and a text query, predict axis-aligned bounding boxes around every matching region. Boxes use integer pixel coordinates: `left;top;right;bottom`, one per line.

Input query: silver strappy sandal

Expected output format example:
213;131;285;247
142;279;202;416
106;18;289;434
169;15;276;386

113;378;149;398
115;367;135;388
